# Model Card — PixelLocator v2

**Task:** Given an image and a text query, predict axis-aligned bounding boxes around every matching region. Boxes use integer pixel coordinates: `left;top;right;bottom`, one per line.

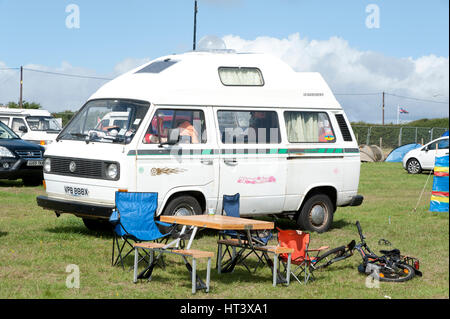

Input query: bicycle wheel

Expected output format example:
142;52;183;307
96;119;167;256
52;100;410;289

312;246;347;270
378;263;415;282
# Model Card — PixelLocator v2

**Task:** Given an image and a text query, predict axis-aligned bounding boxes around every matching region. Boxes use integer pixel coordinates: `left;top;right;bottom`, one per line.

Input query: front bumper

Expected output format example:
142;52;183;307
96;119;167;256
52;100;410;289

0;158;43;180
36;195;114;220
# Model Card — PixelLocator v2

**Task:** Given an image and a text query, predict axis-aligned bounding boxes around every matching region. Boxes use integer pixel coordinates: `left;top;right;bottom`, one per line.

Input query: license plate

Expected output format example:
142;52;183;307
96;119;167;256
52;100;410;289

27;160;43;167
64;186;89;197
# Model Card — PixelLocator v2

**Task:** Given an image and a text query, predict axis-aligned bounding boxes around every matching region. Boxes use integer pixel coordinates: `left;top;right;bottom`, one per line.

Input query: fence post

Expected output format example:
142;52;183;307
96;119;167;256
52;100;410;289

415;127;418;143
398;127;403;146
430;128;434;141
366;127;371;145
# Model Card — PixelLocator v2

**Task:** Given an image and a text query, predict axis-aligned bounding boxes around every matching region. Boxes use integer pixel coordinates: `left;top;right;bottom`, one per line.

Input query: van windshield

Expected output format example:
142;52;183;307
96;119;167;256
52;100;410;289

26;116;62;132
58;99;150;144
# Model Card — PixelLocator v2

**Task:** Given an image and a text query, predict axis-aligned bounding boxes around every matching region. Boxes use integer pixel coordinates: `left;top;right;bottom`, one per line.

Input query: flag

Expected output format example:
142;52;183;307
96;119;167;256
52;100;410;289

399;107;409;114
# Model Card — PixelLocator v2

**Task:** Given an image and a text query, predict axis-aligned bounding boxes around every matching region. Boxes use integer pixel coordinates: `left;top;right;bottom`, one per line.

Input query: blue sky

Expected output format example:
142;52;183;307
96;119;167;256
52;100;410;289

1;0;448;71
0;0;448;122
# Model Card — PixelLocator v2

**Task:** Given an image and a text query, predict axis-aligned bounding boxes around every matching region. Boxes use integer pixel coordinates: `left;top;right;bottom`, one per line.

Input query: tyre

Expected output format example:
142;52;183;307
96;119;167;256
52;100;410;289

312;246;347;270
82;218;112;232
377;263;415;282
160;195;202;234
297;194;334;233
406;158;422;174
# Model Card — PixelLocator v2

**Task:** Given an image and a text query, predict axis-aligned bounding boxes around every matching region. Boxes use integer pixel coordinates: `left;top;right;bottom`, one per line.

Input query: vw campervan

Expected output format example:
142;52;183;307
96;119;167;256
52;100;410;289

37;51;363;232
0;108;62;148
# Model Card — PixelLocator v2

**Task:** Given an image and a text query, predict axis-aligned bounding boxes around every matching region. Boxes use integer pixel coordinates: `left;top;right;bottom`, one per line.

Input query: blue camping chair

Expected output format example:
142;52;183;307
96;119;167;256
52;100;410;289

218;193;273;273
109;192;173;269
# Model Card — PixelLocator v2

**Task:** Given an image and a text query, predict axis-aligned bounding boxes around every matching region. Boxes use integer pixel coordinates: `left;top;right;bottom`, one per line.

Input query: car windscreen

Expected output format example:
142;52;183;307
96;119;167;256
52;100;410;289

26;116;62;132
0;121;20;139
58;99;150;144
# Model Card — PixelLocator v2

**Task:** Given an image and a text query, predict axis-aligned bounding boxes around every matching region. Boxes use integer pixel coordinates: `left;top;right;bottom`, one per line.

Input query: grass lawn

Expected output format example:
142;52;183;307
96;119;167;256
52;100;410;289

0;162;448;299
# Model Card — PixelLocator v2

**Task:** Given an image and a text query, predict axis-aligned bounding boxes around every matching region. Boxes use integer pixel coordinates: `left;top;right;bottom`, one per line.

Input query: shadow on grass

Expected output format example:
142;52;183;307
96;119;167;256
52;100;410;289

0;180;24;188
0;231;8;238
0;179;42;188
45;225;114;239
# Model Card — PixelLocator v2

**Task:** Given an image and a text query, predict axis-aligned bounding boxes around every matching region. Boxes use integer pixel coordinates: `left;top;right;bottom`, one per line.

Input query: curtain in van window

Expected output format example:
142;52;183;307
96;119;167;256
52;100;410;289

285;112;319;143
219;68;263;86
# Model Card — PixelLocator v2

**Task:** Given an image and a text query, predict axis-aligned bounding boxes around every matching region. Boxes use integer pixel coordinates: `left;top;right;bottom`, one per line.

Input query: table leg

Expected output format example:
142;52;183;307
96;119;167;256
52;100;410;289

273;253;277;287
217;243;222;274
286;253;291;285
133;247;138;283
192;258;197;294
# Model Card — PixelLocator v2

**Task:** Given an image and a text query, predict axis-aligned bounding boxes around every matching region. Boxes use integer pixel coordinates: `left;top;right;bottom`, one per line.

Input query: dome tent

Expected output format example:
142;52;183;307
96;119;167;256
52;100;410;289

359;145;385;162
385;143;422;163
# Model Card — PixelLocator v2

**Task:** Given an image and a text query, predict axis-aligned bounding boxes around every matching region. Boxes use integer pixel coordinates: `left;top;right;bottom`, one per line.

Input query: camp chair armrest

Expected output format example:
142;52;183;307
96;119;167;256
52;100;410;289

155;220;173;228
307;246;329;252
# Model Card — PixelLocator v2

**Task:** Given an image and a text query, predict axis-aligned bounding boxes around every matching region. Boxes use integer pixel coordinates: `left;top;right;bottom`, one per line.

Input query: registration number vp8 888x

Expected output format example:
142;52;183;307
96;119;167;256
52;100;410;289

64;186;89;197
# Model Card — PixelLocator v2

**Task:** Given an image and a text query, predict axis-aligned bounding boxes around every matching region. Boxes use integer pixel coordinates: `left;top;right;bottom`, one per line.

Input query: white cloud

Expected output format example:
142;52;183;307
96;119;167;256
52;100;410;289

1;33;448;123
223;33;449;123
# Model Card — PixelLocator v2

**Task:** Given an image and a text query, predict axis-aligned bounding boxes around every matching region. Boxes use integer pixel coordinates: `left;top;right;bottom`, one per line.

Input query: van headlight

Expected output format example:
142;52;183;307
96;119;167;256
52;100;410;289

106;163;118;180
0;146;15;158
43;158;51;173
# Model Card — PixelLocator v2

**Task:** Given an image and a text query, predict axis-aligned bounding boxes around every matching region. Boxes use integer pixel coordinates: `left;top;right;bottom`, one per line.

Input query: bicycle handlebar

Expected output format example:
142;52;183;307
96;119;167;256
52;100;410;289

356;221;364;242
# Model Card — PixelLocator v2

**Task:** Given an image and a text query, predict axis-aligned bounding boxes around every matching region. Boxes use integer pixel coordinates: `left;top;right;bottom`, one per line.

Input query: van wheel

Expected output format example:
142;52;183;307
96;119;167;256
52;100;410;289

297;194;334;233
160;195;202;235
406;158;422;174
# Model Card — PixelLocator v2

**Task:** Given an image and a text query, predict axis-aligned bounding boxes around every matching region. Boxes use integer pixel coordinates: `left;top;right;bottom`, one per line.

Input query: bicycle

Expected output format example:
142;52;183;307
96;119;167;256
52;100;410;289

353;220;422;282
311;221;422;282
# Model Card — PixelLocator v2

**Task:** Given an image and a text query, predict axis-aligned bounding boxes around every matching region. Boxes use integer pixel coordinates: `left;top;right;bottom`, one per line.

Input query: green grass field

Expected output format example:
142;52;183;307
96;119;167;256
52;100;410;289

0;162;448;299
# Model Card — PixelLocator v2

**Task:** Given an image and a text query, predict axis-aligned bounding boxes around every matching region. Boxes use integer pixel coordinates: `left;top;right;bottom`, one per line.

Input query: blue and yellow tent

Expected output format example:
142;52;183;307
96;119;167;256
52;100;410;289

430;155;449;212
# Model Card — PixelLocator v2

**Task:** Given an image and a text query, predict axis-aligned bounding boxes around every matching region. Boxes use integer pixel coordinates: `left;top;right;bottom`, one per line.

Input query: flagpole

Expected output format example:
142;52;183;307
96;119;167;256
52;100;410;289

397;105;400;125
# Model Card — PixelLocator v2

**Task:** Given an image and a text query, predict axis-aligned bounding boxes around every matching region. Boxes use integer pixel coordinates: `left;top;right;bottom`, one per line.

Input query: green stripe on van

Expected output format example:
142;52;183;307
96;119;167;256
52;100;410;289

128;147;358;156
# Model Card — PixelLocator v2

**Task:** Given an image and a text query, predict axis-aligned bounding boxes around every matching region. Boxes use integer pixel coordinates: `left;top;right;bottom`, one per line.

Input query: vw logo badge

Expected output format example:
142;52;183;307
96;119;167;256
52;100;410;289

69;161;77;173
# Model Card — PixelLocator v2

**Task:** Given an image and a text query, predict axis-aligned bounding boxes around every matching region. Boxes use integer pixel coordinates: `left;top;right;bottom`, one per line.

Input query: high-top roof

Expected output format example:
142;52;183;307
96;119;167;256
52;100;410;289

90;51;341;109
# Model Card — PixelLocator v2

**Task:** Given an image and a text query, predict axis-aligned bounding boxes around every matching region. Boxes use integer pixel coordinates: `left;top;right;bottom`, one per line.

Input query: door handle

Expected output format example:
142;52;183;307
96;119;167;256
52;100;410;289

224;158;238;166
200;159;213;165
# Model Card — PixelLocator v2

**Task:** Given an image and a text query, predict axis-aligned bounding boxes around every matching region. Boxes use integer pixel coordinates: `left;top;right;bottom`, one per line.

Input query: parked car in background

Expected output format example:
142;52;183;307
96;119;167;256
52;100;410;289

0;121;45;186
0;108;62;148
403;136;449;174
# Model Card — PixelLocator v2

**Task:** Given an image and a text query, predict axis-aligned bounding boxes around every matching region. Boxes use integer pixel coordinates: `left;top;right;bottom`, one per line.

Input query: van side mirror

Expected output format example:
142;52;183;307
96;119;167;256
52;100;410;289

19;126;28;133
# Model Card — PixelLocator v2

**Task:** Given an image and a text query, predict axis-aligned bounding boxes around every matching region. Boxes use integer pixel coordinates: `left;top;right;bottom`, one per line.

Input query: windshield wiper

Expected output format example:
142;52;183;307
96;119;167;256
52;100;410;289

57;132;88;141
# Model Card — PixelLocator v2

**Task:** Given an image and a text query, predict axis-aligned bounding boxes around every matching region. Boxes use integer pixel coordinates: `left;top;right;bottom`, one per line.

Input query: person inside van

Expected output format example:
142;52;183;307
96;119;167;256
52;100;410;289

177;120;200;144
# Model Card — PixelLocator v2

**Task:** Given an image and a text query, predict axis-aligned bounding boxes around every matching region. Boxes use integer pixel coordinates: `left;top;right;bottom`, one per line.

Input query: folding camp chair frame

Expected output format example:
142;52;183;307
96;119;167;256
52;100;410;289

278;238;327;284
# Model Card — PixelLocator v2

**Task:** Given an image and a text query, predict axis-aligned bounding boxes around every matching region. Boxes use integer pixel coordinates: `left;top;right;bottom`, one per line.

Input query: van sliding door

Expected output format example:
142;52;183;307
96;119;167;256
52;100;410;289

215;108;287;215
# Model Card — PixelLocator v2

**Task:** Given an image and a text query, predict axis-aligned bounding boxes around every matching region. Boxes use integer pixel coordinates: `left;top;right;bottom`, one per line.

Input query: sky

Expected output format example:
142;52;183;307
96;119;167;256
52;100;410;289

0;0;448;124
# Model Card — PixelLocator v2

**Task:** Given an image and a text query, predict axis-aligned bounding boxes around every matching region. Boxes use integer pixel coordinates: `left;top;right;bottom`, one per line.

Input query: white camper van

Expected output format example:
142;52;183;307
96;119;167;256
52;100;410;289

0;108;62;148
37;51;363;233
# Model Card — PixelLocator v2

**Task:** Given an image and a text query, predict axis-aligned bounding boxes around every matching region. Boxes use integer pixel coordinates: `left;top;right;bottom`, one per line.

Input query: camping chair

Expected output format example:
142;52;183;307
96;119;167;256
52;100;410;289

217;193;273;273
109;192;173;269
277;228;329;284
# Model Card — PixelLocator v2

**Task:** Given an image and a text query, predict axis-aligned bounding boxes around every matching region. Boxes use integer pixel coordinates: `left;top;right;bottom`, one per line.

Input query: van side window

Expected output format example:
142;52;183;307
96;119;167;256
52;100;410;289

217;110;281;144
143;109;207;144
284;111;335;143
11;118;26;132
0;117;9;125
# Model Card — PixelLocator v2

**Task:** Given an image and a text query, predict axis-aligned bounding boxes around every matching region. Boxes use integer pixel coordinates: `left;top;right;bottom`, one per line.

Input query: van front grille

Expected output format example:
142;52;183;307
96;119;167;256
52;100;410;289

50;157;103;179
